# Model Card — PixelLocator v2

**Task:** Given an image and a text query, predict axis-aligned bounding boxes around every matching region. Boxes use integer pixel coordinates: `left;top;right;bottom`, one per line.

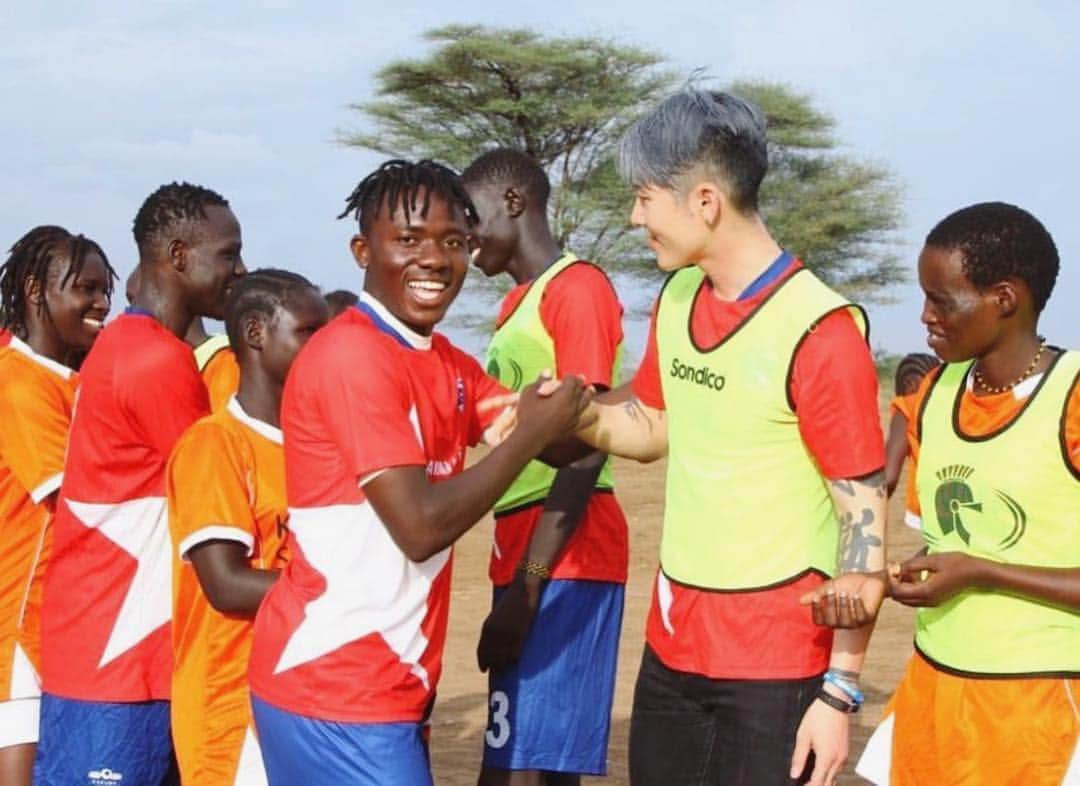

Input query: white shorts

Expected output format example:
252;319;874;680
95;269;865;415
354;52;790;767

0;697;40;747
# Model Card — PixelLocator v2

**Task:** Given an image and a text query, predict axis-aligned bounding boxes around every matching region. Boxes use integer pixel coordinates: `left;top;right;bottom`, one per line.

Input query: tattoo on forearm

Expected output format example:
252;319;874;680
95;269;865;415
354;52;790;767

831;479;856;496
622;398;653;433
838;507;883;572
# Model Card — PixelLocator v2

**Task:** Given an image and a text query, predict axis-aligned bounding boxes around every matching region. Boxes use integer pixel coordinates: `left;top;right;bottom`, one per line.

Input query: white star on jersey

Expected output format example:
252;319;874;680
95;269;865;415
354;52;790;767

66;497;171;667
273;501;449;689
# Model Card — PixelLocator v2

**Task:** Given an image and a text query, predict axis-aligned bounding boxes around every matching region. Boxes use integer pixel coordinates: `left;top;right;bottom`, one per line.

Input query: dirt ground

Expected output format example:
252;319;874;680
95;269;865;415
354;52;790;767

431;434;922;785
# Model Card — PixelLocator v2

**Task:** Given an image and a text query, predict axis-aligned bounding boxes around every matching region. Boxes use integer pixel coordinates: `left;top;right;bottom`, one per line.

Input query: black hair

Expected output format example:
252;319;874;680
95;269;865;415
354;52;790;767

461;148;552;207
132;181;230;257
324;289;359;313
0;225;116;335
337;159;478;233
894;352;939;397
224;268;318;348
925;202;1059;314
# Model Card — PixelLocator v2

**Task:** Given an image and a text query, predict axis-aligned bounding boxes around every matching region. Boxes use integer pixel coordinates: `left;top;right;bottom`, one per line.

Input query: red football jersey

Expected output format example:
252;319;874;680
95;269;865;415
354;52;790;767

632;257;884;679
40;311;209;701
488;262;628;585
249;295;504;723
0;329;11;348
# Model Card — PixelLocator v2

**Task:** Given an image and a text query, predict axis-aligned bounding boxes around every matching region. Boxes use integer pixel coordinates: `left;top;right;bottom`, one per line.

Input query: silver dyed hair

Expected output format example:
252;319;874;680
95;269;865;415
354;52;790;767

618;89;769;212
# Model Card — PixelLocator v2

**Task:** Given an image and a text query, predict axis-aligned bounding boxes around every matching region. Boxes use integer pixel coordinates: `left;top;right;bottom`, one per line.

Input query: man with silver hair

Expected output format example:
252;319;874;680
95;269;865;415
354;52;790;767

571;89;889;785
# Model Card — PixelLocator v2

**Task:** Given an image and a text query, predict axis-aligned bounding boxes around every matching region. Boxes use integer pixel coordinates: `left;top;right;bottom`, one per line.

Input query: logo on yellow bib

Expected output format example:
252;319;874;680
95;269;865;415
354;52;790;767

928;465;1026;550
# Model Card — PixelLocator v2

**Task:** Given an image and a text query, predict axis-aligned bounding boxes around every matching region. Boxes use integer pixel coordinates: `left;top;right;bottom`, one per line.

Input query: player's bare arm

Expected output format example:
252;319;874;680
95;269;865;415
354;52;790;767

188;540;279;617
575;383;668;462
476;449;607;673
890;554;1080;608
364;378;592;563
791;470;887;786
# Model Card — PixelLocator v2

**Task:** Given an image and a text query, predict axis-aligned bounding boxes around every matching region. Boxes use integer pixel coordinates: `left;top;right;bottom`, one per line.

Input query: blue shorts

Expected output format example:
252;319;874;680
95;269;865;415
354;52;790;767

33;693;177;786
251;695;432;786
483;579;624;775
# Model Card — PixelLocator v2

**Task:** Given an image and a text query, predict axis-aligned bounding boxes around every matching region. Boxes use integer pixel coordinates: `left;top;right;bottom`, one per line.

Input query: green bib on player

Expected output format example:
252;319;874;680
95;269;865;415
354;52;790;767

914;351;1080;676
657;265;866;589
486;253;621;513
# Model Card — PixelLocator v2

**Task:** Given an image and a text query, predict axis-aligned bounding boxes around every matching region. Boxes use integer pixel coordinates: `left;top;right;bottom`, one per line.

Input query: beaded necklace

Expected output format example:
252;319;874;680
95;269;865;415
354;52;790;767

972;337;1047;395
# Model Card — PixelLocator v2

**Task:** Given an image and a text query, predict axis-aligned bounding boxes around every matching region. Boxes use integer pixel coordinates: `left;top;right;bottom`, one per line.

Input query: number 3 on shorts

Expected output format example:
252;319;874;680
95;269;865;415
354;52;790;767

485;690;511;749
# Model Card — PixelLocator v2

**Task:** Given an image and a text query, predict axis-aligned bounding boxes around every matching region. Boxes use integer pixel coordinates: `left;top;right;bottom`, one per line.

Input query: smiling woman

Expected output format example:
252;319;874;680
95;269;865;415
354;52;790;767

0;225;116;786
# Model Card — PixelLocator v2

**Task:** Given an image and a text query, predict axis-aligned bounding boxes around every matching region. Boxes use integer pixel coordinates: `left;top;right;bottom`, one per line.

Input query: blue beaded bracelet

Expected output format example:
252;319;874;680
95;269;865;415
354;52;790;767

823;671;864;705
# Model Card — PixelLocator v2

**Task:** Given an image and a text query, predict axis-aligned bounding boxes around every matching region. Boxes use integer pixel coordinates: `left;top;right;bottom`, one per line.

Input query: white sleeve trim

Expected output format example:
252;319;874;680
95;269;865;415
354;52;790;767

358;469;387;488
178;526;255;561
30;473;62;505
903;510;922;531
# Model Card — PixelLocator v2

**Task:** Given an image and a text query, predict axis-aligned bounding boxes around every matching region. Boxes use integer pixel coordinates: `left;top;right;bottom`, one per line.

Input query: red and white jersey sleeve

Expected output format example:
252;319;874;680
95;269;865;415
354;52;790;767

40;312;209;701
250;299;504;723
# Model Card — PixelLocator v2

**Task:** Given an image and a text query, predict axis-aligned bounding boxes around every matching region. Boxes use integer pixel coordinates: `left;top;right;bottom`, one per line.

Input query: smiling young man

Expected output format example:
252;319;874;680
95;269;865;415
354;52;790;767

168;269;328;786
0;227;114;786
562;90;888;786
462;148;627;786
248;160;592;786
34;183;246;786
855;203;1080;786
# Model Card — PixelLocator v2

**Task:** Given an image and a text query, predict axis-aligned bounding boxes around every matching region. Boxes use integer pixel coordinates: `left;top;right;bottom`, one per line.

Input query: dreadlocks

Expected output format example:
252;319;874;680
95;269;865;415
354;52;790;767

132;181;230;257
224;268;318;349
461;148;552;207
0;225;116;335
337;159;478;233
894;352;940;397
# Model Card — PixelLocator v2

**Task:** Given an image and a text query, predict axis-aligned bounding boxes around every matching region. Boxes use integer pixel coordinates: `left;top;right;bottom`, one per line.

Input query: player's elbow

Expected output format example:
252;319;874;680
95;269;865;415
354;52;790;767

388;524;443;563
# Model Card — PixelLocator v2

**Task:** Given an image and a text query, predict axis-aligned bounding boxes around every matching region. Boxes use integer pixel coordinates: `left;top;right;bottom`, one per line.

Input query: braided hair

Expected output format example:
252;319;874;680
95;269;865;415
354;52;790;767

132;181;230;256
337;159;478;233
224;268;318;349
894;352;940;397
0;225;116;335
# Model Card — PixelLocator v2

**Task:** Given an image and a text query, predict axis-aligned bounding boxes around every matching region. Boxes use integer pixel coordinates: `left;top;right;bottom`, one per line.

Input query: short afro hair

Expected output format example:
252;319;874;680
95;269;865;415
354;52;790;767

461;148;552;207
224;268;317;349
133;181;230;256
925;202;1059;313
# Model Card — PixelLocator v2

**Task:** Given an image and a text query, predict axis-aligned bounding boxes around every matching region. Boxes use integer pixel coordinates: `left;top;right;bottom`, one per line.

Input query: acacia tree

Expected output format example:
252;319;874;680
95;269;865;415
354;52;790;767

340;24;675;265
341;25;905;309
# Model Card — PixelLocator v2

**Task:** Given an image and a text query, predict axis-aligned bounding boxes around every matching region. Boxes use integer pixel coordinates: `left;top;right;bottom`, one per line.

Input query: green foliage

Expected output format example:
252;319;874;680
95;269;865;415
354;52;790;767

341;26;906;330
341;24;676;263
732;81;907;302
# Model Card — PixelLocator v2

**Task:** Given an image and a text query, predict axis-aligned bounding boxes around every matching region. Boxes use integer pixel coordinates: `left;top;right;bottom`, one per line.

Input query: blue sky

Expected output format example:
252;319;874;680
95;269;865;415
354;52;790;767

2;1;1076;361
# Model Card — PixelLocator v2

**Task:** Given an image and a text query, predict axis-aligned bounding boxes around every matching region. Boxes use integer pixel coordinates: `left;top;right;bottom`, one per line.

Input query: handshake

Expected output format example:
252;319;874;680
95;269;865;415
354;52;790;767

480;371;598;451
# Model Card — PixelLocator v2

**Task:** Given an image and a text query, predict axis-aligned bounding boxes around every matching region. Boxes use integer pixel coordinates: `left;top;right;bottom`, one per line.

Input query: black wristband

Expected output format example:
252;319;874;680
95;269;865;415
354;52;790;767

815;687;859;714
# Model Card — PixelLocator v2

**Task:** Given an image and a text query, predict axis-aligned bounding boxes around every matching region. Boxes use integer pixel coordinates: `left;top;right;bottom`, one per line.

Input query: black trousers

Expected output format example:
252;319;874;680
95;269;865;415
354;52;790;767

629;646;820;785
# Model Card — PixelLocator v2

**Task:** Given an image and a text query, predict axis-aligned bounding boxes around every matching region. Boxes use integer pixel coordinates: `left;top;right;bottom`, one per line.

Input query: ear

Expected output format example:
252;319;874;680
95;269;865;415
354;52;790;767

243;313;266;352
349;235;369;269
168;238;188;273
688;182;724;226
23;275;44;306
504;187;526;219
990;279;1021;318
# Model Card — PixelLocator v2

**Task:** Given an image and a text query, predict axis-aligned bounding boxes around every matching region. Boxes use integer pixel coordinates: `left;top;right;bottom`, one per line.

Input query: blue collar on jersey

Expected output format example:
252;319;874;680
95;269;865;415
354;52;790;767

124;306;155;317
354;301;415;349
736;250;794;301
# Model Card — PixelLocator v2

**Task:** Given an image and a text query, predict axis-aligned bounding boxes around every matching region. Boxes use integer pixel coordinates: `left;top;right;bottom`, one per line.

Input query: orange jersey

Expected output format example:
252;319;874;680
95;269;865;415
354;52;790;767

906;361;1080;519
167;396;289;785
889;391;921;527
0;339;78;700
195;334;240;413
